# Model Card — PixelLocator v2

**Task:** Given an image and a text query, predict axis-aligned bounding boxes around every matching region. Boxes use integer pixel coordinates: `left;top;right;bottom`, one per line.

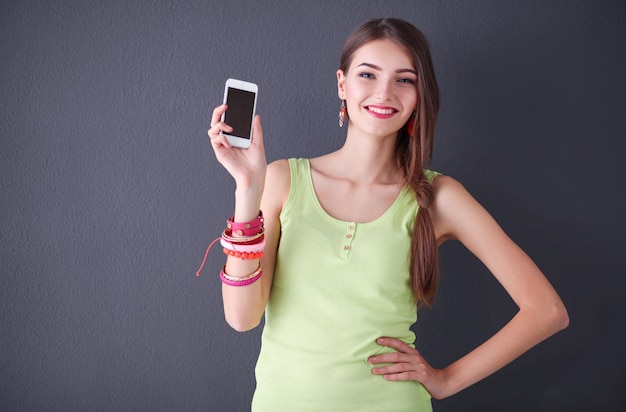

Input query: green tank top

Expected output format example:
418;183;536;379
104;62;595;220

251;158;440;411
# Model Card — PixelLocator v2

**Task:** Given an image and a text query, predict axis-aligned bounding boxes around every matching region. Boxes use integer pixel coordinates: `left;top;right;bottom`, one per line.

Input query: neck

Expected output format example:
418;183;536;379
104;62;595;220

334;128;402;185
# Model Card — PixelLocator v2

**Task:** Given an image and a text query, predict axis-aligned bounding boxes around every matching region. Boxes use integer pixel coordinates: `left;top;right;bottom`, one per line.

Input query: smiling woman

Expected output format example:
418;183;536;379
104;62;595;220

337;40;419;140
205;17;568;412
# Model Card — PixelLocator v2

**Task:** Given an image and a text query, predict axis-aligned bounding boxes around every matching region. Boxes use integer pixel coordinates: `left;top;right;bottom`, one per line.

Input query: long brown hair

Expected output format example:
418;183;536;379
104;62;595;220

339;18;440;308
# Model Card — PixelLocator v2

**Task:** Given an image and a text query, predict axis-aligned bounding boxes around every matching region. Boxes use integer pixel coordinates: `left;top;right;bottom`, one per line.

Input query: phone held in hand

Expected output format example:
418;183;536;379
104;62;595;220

220;78;258;149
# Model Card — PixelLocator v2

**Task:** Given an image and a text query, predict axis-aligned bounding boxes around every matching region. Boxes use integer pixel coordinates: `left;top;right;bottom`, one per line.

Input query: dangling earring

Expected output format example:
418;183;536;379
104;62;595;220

406;110;417;135
338;100;347;127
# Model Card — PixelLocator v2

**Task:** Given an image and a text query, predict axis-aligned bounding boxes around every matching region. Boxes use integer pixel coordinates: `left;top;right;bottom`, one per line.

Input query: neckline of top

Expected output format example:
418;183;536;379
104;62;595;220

302;158;411;227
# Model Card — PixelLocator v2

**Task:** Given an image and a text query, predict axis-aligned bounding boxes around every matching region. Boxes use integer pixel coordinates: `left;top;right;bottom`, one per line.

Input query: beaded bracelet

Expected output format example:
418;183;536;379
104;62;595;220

195;211;265;278
223;248;264;260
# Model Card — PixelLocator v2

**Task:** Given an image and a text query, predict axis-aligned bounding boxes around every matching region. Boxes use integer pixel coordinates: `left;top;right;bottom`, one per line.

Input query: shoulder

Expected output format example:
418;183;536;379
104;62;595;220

429;174;491;243
263;159;292;213
267;158;291;178
430;174;471;220
430;174;466;199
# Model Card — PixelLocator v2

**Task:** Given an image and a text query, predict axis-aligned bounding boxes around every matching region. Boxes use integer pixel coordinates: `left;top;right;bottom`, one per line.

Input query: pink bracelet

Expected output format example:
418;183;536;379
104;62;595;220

221;229;265;244
220;238;266;253
195;211;265;278
226;212;264;236
220;264;263;287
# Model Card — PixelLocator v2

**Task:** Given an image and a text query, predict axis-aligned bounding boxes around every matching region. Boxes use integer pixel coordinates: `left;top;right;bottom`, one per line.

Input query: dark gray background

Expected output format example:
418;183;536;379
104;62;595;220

2;1;624;411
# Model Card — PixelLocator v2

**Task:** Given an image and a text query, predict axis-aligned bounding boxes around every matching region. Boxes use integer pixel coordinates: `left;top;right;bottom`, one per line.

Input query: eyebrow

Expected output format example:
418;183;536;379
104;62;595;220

357;62;417;75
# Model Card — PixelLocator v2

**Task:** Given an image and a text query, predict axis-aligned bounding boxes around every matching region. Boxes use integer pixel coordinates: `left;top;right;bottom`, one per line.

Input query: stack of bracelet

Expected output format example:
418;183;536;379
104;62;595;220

195;212;265;284
219;212;265;286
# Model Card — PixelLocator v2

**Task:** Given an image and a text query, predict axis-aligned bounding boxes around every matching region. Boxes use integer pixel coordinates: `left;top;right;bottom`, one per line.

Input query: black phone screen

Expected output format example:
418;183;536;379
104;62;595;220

224;88;255;139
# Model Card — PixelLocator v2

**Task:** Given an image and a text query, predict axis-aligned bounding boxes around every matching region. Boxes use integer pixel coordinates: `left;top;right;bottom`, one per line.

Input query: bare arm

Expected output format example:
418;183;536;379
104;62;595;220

369;175;569;399
221;160;290;331
207;104;290;331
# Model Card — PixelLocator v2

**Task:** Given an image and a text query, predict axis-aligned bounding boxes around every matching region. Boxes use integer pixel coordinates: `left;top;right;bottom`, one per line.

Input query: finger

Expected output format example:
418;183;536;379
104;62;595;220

207;126;233;148
210;103;228;127
251;115;263;148
208;104;233;141
381;371;420;381
209;132;232;149
207;107;234;147
376;337;417;354
371;359;431;383
368;351;414;365
371;361;416;375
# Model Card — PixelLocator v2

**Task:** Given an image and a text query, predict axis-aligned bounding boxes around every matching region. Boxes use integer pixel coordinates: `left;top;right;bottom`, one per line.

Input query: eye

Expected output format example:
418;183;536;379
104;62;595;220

359;72;375;79
397;77;415;84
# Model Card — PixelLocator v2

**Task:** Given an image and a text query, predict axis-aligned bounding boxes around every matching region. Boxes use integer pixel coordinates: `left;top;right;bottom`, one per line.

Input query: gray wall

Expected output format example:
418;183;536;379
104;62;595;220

2;1;624;411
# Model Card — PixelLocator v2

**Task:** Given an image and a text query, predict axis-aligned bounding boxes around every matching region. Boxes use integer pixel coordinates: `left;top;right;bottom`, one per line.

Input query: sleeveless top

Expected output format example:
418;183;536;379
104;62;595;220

251;158;440;412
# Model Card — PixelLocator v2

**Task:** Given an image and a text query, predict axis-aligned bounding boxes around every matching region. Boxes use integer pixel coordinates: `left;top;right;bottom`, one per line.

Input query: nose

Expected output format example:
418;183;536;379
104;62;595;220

374;79;393;101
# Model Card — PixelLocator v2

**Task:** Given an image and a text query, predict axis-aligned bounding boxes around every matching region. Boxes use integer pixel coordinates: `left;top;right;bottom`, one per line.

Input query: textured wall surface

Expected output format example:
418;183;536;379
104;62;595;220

1;1;625;411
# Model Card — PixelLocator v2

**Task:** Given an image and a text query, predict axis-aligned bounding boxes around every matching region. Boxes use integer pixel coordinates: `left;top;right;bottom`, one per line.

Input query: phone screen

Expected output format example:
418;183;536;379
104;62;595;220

224;88;256;139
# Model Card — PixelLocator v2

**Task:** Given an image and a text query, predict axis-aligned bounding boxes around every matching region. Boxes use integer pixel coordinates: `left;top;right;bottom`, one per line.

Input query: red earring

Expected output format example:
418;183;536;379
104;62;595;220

406;111;416;135
339;101;347;127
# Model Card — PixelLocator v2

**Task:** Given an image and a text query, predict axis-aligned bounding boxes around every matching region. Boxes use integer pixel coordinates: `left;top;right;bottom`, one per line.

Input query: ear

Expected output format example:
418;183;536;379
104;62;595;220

336;69;346;100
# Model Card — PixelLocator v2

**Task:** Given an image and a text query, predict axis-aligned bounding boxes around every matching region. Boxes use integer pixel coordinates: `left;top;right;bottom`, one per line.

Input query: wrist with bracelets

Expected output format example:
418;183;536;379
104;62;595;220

195;211;265;287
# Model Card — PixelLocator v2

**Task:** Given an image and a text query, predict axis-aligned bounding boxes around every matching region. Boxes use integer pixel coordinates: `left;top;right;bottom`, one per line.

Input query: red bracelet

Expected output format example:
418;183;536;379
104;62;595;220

223;248;264;260
195;211;265;278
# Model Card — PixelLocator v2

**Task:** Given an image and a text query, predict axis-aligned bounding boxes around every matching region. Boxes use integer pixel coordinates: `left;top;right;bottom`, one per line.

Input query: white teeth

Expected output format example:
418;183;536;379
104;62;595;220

368;107;394;114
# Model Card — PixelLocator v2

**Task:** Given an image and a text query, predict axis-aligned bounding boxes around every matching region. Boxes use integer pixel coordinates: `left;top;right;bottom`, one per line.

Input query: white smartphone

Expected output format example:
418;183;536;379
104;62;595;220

220;78;258;149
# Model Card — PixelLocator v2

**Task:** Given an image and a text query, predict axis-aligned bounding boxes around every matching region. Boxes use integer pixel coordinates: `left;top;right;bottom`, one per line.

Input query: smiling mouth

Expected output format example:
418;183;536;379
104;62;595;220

366;106;397;115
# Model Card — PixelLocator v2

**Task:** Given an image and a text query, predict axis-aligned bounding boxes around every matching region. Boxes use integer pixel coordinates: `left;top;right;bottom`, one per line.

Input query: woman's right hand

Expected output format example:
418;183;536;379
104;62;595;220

207;104;267;194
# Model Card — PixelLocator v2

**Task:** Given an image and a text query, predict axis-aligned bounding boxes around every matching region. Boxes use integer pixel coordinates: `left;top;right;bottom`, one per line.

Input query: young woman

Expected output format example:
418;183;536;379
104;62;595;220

206;17;568;412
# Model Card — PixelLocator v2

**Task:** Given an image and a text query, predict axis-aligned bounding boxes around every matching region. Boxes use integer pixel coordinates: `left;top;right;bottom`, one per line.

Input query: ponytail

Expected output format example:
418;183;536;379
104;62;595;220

410;171;438;308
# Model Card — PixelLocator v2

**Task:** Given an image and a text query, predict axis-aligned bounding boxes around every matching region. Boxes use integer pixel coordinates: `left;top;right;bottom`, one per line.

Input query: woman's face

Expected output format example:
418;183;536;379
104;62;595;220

337;39;418;138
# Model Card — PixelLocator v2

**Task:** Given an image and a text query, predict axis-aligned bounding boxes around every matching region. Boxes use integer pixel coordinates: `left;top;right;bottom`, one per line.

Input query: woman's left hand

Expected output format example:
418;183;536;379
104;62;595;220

368;337;449;400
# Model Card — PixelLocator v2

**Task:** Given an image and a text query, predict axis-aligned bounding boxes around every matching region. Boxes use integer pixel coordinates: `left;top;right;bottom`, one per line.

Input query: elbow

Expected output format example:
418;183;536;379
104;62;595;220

225;314;262;332
228;322;259;333
523;299;569;336
544;300;570;335
555;303;570;332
